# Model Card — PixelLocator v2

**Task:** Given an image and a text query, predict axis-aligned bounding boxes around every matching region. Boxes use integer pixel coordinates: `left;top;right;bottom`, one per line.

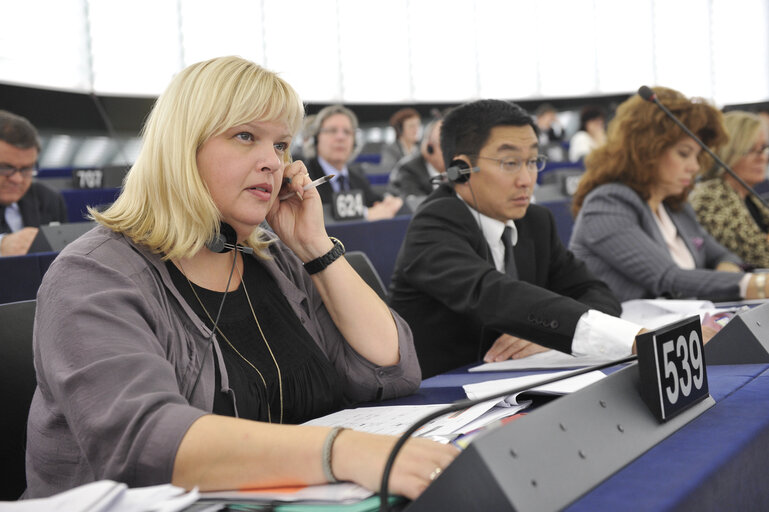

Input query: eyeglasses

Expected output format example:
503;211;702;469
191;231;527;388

743;144;769;158
0;164;38;178
477;155;548;174
319;127;354;137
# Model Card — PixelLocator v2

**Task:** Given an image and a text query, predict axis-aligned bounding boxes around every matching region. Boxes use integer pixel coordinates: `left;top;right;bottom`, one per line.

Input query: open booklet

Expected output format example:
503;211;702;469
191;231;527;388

303;370;605;442
301;399;530;442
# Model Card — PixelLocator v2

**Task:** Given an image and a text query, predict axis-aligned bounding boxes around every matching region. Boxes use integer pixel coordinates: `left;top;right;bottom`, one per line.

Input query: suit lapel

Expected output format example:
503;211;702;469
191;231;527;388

307;159;334;204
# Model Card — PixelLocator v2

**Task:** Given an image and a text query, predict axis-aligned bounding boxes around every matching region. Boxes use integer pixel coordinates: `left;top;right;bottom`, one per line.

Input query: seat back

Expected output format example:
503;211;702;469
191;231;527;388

346;251;388;301
0;300;37;500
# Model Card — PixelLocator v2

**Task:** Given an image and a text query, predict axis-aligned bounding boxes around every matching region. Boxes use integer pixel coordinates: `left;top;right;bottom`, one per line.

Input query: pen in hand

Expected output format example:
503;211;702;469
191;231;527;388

279;174;336;201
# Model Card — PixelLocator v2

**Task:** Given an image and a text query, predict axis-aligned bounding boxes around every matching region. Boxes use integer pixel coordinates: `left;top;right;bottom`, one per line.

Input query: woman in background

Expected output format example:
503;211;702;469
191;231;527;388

25;56;456;500
379;107;422;173
569;87;769;302
690;110;769;269
568;105;606;162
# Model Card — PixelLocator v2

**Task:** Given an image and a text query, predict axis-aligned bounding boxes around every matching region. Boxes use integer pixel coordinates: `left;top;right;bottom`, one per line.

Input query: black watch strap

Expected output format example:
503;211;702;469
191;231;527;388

304;237;346;275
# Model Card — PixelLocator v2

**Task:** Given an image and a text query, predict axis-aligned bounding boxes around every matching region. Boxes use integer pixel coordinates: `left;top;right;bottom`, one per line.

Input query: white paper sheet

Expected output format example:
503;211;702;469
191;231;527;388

469;351;616;371
0;481;197;512
463;370;606;402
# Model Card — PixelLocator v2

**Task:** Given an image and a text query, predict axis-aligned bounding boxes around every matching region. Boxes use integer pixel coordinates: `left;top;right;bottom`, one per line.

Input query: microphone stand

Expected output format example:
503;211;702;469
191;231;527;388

638;85;769;211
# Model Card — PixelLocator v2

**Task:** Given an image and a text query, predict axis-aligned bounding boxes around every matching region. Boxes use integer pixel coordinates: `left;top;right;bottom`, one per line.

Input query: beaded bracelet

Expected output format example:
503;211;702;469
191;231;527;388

322;426;346;483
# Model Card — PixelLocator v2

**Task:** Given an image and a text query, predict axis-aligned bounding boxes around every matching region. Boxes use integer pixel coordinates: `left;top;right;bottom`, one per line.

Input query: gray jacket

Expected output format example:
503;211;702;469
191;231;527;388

25;225;419;498
569;183;744;302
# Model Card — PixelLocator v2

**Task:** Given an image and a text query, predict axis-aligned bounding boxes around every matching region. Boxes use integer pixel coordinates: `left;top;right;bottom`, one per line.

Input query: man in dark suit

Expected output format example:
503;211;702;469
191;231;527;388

0;110;67;256
389;99;641;377
387;119;445;199
304;104;403;221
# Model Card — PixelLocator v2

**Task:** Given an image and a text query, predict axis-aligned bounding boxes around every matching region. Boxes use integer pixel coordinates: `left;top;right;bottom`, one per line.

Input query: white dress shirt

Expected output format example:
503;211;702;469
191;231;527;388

460;199;638;358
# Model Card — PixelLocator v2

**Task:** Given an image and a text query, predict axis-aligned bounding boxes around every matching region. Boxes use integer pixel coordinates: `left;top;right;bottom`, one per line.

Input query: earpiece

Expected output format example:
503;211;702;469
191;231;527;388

445;159;479;183
426;143;434;155
206;222;254;255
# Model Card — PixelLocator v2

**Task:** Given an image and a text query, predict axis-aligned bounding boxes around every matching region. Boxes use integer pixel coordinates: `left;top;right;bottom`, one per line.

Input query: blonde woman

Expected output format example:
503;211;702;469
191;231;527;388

690;111;769;268
25;56;456;500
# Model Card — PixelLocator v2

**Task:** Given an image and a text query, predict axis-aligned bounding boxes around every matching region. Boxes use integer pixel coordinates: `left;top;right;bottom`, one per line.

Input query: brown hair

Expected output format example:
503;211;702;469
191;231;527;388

571;87;727;215
0;110;40;152
389;107;420;137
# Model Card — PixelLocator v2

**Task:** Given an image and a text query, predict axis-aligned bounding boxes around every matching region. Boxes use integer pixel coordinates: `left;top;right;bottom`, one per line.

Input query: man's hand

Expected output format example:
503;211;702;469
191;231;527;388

367;196;403;221
0;227;38;256
483;333;550;362
700;312;723;344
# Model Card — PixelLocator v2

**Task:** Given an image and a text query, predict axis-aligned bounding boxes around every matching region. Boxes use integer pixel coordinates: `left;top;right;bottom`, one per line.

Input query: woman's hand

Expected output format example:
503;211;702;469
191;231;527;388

715;261;742;273
266;160;330;261
332;429;460;501
367;196;404;221
745;272;769;300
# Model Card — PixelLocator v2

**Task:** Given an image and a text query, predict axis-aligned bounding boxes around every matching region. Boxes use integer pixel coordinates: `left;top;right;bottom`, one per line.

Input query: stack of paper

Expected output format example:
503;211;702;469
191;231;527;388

0;480;198;512
199;482;373;506
304;370;605;442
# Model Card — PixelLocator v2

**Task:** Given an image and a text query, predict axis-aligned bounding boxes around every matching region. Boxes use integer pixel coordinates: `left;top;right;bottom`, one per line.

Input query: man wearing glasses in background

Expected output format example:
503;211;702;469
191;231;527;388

389;99;643;378
0;110;67;256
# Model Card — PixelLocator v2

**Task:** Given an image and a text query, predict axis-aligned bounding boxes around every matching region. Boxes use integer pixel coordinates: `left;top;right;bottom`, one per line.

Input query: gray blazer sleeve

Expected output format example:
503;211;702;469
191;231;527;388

569;183;744;302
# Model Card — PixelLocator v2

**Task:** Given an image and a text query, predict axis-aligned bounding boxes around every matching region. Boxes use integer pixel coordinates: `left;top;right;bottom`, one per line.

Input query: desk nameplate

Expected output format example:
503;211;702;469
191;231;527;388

406;363;715;512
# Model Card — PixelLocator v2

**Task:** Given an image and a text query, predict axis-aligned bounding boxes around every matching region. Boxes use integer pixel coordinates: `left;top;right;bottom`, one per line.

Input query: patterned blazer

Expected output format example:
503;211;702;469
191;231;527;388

690;178;769;269
569;183;744;302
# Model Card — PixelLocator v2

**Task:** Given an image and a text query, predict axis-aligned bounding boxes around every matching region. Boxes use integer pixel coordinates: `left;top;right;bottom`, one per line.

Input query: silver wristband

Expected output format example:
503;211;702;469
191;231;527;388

322;426;346;483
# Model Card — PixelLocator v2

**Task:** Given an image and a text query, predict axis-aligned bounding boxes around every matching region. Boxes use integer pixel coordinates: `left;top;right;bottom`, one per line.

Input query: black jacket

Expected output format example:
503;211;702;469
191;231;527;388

1;181;68;234
305;158;383;207
387;154;434;198
388;184;621;377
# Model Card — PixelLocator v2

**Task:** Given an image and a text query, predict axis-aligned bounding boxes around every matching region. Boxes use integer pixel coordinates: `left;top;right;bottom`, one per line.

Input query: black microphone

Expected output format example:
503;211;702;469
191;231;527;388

429;174;448;185
637;85;769;211
378;354;638;511
206;221;255;255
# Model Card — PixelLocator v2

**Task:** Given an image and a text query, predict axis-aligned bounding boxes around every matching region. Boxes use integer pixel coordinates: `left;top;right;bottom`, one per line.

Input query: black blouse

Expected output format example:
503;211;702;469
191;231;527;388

167;255;345;424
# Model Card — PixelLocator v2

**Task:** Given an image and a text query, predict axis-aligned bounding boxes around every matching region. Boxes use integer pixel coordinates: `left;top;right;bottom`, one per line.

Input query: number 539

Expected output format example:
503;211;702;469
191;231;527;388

662;332;705;405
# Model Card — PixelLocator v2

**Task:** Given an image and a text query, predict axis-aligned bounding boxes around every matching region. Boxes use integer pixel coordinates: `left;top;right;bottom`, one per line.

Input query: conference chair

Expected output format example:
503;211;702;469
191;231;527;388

346;250;388;301
0;300;37;500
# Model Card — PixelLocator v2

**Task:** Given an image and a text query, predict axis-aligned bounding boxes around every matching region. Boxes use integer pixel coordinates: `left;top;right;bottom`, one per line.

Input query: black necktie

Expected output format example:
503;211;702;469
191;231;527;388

502;226;518;279
337;173;349;191
0;205;10;234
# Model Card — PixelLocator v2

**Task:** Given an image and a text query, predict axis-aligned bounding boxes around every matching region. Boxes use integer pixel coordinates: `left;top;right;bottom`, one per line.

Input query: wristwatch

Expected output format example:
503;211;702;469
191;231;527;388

304;237;345;275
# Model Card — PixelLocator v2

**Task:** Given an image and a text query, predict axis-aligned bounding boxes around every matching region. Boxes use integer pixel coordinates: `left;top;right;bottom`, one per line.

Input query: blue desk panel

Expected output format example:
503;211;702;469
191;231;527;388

398;363;769;511
0;216;412;304
61;188;121;223
0;252;57;304
326;215;411;290
566;364;769;511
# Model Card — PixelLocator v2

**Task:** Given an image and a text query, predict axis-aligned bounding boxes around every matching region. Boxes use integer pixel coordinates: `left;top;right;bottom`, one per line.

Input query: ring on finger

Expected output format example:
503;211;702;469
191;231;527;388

429;467;442;481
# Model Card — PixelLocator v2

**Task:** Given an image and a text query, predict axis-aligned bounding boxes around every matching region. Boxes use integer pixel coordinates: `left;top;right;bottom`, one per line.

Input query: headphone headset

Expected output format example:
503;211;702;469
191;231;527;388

445;159;480;184
205;221;254;255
